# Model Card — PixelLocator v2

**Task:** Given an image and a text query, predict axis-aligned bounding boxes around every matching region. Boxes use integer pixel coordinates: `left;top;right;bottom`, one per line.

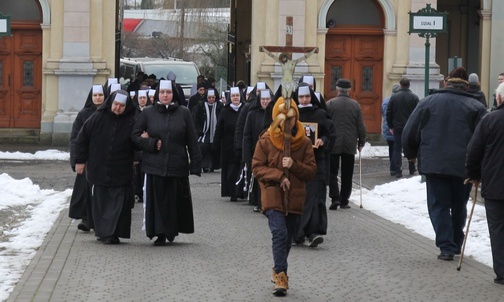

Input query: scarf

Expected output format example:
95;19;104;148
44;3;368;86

200;102;217;143
230;103;242;111
298;103;313;108
269;97;306;151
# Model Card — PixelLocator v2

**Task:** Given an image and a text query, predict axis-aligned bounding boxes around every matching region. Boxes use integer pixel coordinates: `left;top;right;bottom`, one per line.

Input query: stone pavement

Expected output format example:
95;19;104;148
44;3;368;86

6;158;504;301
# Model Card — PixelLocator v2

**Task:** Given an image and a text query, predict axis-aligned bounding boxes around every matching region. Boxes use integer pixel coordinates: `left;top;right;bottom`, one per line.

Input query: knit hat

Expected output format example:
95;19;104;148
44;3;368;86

392;84;401;93
336;79;351;89
468;73;479;85
269;98;306;151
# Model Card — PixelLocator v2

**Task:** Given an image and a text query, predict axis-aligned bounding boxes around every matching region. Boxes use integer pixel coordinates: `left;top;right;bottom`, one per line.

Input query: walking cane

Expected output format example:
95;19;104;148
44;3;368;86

359;150;363;209
457;180;479;271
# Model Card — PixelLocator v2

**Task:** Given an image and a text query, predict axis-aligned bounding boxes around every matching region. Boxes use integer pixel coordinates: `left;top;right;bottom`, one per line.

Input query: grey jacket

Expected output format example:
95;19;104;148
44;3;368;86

326;93;366;155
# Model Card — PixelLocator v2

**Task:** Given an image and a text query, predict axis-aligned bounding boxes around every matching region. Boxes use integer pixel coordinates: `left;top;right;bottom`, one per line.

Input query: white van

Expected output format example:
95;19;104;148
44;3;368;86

120;57;200;101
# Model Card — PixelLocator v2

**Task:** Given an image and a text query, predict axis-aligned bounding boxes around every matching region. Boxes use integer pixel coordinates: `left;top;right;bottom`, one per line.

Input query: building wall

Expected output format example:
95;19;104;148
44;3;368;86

40;0;115;145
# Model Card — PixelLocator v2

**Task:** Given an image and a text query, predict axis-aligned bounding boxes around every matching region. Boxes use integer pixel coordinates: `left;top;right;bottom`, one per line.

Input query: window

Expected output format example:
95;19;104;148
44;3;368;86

0;0;41;22
23;61;34;86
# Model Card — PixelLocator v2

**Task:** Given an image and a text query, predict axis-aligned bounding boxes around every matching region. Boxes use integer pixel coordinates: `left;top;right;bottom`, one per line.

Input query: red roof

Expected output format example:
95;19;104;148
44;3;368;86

123;19;143;32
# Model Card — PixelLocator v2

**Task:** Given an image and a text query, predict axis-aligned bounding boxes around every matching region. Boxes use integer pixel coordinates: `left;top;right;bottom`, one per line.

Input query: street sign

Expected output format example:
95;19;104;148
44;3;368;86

0;12;11;37
409;4;447;35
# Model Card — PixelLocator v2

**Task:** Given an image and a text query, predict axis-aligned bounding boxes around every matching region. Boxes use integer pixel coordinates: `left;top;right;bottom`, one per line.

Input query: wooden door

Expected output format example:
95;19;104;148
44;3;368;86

0;28;42;128
325;32;383;133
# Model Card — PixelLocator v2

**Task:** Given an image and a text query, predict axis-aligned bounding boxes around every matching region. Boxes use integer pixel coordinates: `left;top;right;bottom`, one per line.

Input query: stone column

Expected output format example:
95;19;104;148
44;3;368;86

479;9;491;104
489;1;504;100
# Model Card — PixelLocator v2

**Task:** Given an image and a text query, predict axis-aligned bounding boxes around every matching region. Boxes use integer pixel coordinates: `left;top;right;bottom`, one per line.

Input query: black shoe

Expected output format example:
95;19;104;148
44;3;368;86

203;168;210;173
102;236;120;244
390;171;396;176
77;220;90;232
167;235;175;243
437;253;454;261
230;197;238;202
154;235;166;246
396;174;403;178
329;199;340;210
494;276;504;285
308;235;323;247
253;206;261;212
340;204;351;209
409;169;416;176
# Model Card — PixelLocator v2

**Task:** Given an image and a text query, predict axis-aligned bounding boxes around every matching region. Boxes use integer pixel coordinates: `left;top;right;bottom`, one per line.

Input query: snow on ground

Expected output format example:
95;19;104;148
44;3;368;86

0;173;71;301
0;149;69;161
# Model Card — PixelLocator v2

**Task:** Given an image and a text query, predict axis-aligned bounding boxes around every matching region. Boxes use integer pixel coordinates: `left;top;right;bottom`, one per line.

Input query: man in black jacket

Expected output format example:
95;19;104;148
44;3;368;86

466;82;504;285
403;67;487;261
386;77;419;178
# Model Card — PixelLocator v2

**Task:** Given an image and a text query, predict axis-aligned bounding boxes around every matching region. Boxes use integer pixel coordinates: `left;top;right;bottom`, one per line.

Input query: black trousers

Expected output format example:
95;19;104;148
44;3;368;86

329;153;355;205
485;199;504;278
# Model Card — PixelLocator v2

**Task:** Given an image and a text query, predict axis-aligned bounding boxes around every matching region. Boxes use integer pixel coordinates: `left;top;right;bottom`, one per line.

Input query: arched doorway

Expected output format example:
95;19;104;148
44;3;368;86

0;0;42;128
324;0;384;134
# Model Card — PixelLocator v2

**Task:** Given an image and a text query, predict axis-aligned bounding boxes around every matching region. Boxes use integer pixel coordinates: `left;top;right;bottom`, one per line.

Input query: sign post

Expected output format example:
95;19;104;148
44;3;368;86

409;4;448;97
0;12;11;39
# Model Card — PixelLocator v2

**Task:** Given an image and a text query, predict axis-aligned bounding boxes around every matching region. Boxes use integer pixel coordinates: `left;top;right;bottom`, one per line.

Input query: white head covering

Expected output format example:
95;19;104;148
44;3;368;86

138;90;147;98
230;87;240;95
129;91;135;97
256;82;266;91
302;75;314;86
298;86;310;96
92;85;103;94
260;90;271;99
107;78;118;87
314;92;321;102
110;83;121;93
246;86;254;94
148;89;156;96
114;93;127;105
207;89;215;97
159;80;173;90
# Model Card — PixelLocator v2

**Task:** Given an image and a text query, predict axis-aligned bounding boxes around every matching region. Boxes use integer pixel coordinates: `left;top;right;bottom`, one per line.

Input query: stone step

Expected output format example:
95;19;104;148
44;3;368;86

0;129;40;144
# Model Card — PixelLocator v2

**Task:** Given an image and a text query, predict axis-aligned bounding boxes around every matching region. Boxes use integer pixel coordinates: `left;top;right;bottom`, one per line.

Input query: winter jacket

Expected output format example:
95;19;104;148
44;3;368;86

467;85;488;108
402;87;487;178
386;88;420;129
193;100;223;139
242;106;267;164
131;102;202;177
252;131;316;215
212;104;242;164
74;91;137;186
326;93;366;154
381;97;394;141
466;105;504;199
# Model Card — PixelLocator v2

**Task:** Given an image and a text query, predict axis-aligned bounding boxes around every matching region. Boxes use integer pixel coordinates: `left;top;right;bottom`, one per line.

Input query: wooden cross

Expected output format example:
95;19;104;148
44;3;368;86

259;16;318;215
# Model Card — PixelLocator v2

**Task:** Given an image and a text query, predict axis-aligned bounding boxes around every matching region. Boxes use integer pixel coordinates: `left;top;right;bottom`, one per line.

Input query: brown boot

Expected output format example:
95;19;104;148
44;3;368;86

272;271;288;296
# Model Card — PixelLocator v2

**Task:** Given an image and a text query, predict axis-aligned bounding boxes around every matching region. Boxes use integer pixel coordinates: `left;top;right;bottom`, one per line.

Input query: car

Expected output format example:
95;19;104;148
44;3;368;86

119;57;200;101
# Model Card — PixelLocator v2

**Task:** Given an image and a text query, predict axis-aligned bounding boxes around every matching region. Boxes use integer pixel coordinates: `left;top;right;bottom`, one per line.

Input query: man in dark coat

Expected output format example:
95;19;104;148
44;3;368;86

188;82;206;113
402;67;487;260
386;77;420;178
466;73;487;108
326;79;366;210
69;84;107;232
466;82;504;285
74;90;136;244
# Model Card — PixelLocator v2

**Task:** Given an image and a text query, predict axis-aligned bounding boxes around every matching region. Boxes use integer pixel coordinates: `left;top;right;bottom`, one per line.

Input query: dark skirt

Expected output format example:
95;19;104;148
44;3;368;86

145;175;195;239
220;161;243;199
69;173;93;225
295;179;328;241
91;185;132;239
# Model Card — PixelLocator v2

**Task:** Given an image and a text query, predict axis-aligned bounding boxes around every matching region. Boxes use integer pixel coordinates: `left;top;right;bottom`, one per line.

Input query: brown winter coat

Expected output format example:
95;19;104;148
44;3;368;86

252;131;317;215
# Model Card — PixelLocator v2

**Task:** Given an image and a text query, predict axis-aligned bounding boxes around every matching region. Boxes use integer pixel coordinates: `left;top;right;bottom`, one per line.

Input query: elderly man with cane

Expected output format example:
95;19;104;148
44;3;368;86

466;82;504;284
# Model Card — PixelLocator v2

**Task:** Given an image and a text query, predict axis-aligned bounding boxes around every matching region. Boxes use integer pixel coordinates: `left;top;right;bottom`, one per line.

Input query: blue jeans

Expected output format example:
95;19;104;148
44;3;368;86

426;175;471;254
265;209;300;274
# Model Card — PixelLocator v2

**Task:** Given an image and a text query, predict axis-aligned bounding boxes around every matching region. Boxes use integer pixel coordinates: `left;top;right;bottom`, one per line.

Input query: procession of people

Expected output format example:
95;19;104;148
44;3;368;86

69;65;504;296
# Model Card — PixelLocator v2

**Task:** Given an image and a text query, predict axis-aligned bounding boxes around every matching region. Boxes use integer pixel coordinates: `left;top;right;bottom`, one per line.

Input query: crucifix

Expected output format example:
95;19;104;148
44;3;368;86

259;16;318;215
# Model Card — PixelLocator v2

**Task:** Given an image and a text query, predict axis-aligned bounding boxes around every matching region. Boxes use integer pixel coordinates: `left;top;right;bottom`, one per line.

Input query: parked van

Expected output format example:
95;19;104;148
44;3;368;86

119;57;200;101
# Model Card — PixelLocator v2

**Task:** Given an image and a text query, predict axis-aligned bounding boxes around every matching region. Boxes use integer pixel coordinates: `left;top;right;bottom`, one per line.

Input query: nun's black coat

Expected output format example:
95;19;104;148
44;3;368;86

212;102;244;199
131;88;202;240
74;91;137;239
68;87;102;222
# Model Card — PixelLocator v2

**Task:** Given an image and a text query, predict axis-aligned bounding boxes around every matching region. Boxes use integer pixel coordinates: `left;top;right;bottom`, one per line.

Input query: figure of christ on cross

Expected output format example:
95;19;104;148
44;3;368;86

259;46;318;99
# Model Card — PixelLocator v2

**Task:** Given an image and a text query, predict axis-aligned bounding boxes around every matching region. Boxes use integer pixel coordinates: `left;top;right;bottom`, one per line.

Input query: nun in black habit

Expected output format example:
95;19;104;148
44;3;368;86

69;84;107;232
212;87;245;201
132;80;202;246
74;90;137;244
292;83;336;247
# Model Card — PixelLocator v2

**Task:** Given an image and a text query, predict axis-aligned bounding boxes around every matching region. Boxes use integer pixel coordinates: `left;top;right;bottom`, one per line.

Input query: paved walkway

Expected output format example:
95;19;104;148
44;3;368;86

6;161;504;301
